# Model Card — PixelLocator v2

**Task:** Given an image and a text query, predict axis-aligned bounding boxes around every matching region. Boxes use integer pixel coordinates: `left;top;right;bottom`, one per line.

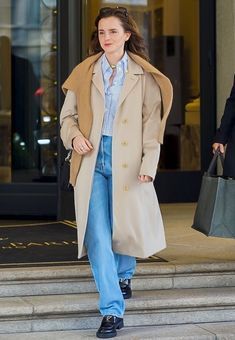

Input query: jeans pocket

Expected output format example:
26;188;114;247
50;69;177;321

95;149;102;170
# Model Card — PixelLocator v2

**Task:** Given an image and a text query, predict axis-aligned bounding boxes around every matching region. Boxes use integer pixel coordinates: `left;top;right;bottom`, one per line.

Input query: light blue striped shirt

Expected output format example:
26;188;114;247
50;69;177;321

101;52;128;136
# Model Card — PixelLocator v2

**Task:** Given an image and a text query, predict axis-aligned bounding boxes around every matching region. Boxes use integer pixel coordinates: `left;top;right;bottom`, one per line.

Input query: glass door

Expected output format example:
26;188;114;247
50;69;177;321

0;0;58;216
0;0;57;183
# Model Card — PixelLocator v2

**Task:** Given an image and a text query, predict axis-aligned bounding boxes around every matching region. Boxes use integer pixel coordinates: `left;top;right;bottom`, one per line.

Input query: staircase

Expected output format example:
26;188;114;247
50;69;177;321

1;261;235;339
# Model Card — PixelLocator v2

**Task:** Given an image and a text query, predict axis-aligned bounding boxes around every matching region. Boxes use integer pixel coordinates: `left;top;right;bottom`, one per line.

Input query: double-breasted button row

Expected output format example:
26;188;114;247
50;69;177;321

121;119;128;192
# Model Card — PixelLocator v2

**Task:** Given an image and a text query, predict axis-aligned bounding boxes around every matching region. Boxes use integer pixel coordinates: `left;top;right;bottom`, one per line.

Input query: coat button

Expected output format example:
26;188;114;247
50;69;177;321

123;185;129;191
122;163;128;168
122;118;128;124
121;141;128;146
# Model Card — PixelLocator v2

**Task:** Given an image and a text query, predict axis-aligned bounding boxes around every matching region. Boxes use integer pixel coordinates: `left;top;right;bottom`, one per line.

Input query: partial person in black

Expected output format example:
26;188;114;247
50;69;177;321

212;75;235;178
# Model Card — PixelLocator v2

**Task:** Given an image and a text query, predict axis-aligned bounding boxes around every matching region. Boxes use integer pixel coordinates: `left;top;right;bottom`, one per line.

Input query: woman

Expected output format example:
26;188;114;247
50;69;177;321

212;75;235;178
60;7;173;338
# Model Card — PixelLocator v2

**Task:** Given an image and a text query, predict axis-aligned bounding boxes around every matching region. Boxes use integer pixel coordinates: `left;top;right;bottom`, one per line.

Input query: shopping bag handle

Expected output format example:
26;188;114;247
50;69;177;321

206;149;224;175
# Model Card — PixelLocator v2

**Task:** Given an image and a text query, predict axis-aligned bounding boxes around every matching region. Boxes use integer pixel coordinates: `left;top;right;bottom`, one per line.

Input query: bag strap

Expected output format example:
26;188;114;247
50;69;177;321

65;150;72;163
206;149;224;175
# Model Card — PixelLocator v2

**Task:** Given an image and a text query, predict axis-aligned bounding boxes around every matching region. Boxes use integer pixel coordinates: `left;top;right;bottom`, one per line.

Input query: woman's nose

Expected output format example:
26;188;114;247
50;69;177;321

103;32;110;39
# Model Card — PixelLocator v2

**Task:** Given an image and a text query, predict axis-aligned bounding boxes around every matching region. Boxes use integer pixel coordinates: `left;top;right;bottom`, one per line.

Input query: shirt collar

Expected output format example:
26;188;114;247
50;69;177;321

101;52;128;74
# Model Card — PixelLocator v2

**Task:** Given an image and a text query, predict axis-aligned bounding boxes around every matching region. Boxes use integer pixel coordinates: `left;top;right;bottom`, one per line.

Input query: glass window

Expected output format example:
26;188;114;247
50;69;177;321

0;0;57;183
82;0;200;171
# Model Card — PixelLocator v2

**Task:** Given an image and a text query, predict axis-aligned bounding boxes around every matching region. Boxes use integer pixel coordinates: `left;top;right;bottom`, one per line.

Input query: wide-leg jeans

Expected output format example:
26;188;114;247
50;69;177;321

84;135;136;317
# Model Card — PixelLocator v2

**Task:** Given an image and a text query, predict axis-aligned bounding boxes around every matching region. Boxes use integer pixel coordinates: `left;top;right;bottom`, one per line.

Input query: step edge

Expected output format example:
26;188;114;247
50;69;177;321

1;261;235;282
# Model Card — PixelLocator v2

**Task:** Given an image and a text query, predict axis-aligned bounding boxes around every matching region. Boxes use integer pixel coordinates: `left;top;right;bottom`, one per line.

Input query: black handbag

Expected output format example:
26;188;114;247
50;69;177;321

60;150;73;191
192;150;235;238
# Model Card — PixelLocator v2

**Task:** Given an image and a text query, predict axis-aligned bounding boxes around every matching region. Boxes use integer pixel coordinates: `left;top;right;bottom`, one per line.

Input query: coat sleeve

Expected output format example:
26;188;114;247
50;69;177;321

214;76;235;145
60;90;83;150
139;72;161;180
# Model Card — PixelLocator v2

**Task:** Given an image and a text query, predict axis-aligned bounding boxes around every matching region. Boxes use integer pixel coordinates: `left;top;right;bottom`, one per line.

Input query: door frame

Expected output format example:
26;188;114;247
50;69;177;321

154;0;216;203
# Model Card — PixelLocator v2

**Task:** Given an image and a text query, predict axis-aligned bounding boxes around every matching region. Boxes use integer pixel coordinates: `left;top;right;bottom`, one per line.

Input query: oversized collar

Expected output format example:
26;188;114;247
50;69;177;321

62;51;173;144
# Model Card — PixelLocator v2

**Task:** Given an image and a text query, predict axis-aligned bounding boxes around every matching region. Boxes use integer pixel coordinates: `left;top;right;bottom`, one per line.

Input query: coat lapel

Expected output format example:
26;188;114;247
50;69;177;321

91;55;144;109
118;56;143;108
92;58;104;98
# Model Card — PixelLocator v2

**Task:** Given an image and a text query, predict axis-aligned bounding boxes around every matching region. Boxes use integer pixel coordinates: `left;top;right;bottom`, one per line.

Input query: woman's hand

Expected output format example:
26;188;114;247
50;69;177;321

138;175;153;183
212;143;225;154
72;135;93;155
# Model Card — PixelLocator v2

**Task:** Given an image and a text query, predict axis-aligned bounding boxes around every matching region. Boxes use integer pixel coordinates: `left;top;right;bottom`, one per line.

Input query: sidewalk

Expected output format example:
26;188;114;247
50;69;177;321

0;203;234;265
160;203;235;264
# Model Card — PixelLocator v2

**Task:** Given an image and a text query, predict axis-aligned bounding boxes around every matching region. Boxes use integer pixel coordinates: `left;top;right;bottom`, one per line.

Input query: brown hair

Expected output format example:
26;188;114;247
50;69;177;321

88;7;149;61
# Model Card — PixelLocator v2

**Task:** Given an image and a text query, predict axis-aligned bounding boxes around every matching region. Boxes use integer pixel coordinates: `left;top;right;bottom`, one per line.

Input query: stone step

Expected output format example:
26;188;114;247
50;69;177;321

1;261;235;297
1;287;235;333
1;321;235;339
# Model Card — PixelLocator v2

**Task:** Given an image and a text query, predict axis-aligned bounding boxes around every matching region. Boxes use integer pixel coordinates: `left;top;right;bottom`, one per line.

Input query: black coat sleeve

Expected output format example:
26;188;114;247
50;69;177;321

214;75;235;144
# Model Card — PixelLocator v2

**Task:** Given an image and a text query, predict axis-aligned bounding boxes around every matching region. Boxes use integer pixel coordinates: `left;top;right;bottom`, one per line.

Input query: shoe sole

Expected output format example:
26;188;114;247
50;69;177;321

117;320;124;329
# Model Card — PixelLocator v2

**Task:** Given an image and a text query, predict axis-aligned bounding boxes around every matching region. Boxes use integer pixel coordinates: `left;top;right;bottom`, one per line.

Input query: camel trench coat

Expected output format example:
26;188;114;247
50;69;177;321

60;55;173;259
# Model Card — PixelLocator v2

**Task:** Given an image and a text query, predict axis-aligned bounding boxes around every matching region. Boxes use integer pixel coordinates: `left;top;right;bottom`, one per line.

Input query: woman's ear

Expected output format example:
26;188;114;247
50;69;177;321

125;32;131;41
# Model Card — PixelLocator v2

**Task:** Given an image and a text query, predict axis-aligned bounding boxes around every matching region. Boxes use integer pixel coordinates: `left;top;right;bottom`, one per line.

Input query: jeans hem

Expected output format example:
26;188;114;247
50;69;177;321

119;276;133;281
101;312;124;318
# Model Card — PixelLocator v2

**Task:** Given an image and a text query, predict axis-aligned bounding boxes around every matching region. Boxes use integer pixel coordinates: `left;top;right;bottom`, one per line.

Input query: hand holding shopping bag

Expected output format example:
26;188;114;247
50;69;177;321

192;149;235;238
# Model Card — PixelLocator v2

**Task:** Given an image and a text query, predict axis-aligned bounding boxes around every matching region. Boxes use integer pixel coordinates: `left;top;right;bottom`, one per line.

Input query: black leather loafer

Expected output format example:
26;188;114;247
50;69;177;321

119;279;132;299
96;315;124;338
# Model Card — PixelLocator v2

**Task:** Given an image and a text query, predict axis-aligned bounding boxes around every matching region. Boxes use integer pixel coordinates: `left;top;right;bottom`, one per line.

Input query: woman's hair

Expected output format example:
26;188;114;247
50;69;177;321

88;6;149;61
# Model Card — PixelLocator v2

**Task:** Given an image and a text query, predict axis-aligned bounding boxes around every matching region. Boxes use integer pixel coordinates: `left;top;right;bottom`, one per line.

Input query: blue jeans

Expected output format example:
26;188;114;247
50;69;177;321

84;136;136;317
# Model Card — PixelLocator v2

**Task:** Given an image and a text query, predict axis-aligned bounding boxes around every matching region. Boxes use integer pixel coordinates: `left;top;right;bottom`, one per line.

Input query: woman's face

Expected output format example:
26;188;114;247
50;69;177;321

98;16;131;56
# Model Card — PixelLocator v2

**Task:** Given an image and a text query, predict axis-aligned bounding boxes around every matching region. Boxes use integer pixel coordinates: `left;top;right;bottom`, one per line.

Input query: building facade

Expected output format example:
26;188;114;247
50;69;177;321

0;0;233;218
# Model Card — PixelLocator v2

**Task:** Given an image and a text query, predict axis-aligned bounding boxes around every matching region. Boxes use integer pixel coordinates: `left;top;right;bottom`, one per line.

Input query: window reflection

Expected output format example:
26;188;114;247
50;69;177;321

0;0;57;183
